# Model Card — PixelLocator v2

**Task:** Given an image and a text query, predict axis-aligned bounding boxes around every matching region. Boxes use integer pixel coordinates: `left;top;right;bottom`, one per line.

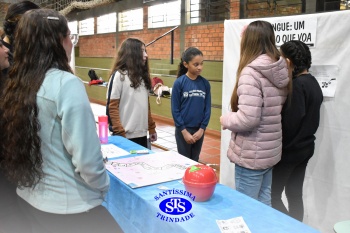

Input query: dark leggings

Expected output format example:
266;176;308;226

16;196;123;233
271;146;314;221
129;136;148;149
175;127;204;162
0;170;25;233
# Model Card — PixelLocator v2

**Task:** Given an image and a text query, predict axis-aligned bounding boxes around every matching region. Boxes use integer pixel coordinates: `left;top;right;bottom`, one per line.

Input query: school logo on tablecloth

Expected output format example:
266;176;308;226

155;188;195;223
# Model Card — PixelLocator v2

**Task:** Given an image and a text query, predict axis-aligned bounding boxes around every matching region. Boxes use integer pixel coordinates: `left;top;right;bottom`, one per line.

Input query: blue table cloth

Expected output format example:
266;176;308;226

103;136;319;233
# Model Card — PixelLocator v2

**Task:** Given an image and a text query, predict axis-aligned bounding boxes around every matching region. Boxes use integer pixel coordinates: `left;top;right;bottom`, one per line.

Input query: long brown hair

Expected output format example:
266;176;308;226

109;38;151;90
0;9;71;188
230;20;280;112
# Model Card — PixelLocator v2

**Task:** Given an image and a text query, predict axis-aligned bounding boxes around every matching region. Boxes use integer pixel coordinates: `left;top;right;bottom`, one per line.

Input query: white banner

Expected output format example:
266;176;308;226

272;18;317;47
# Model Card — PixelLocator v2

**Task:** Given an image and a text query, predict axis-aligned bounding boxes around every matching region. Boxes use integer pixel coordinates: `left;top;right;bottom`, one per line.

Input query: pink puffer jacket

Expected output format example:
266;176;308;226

221;54;289;170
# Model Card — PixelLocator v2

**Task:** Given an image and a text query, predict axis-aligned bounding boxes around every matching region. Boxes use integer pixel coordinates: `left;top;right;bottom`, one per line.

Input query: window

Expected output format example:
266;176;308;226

68;21;78;34
97;13;117;34
187;0;230;24
148;0;181;28
118;8;143;31
79;18;94;36
188;0;200;23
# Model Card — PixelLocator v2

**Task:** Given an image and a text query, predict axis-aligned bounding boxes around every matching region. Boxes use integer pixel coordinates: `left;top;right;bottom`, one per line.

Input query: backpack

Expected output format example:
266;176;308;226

151;77;163;89
88;69;99;81
153;83;171;105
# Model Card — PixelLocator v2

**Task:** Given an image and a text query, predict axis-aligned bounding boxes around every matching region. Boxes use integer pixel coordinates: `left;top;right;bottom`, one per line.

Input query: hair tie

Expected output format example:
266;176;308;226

46;16;59;20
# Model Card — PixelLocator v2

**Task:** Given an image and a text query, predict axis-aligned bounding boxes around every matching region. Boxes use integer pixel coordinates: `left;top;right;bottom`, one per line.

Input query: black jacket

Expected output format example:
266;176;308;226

282;73;323;152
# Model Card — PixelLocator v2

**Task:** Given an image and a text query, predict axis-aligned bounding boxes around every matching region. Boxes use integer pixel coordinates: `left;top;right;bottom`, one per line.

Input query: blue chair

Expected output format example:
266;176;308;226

334;220;350;233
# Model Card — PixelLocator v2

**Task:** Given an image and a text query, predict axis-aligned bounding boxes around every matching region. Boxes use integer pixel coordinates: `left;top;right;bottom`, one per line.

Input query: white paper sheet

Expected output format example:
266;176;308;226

106;151;199;188
101;144;130;159
309;65;339;97
216;216;251;233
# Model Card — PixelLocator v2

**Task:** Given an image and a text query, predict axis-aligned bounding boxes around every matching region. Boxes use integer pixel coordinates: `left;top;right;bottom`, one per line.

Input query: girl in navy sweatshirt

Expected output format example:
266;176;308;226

171;47;211;162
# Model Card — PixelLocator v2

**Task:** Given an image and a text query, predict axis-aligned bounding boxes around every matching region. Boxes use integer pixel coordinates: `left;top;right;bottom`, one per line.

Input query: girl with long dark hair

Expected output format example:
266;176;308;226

0;9;121;232
107;37;157;148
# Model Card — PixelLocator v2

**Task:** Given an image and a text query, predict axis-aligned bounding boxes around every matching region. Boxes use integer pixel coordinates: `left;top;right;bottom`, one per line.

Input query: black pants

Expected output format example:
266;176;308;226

175;127;204;162
0;169;123;233
129;136;148;149
15;196;124;233
0;170;28;233
271;146;314;221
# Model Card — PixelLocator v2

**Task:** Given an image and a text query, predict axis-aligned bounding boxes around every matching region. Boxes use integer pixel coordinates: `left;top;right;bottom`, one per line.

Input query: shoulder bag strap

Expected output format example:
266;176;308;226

106;72;116;129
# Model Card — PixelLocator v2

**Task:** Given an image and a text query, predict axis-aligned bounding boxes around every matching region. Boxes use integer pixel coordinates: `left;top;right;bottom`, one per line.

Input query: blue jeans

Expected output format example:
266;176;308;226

235;165;273;206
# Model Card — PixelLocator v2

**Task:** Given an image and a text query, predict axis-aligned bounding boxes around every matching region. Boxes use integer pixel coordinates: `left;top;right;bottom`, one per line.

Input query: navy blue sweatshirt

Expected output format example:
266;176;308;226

171;74;211;131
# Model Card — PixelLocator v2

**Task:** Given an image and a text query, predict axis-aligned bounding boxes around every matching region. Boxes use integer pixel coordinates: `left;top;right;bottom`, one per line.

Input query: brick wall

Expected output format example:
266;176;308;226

79;33;116;57
78;29;178;60
230;0;240;19
77;1;301;62
184;23;224;61
79;6;182;60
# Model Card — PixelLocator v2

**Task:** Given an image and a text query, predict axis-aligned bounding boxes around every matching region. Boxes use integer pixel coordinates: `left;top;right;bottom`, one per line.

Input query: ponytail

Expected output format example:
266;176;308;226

176;47;203;78
177;59;187;78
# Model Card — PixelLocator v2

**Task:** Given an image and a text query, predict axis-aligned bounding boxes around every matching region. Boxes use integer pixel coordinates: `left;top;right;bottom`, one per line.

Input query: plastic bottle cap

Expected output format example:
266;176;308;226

98;115;108;123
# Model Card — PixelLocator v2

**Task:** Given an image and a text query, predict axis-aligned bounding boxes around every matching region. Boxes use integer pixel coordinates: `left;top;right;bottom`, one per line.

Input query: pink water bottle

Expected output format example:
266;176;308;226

98;115;108;144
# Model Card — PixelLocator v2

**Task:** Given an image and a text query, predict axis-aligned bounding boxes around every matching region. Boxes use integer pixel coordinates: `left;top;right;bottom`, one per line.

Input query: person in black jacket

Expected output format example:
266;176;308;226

271;40;323;221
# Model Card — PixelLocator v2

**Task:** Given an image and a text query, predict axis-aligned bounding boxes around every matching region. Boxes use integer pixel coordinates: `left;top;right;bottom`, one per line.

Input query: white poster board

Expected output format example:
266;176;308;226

221;11;350;233
106;151;198;188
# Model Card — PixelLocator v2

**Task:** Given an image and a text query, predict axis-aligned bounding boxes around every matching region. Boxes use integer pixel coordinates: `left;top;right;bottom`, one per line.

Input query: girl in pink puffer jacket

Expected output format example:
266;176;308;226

220;20;290;206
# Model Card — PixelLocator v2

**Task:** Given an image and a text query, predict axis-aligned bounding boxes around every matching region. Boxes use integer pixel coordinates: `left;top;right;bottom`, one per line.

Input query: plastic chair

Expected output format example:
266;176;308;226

334;220;350;233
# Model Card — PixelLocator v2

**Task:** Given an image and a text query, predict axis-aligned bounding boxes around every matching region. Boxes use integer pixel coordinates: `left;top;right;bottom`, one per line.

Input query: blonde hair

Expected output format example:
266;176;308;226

230;20;280;112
